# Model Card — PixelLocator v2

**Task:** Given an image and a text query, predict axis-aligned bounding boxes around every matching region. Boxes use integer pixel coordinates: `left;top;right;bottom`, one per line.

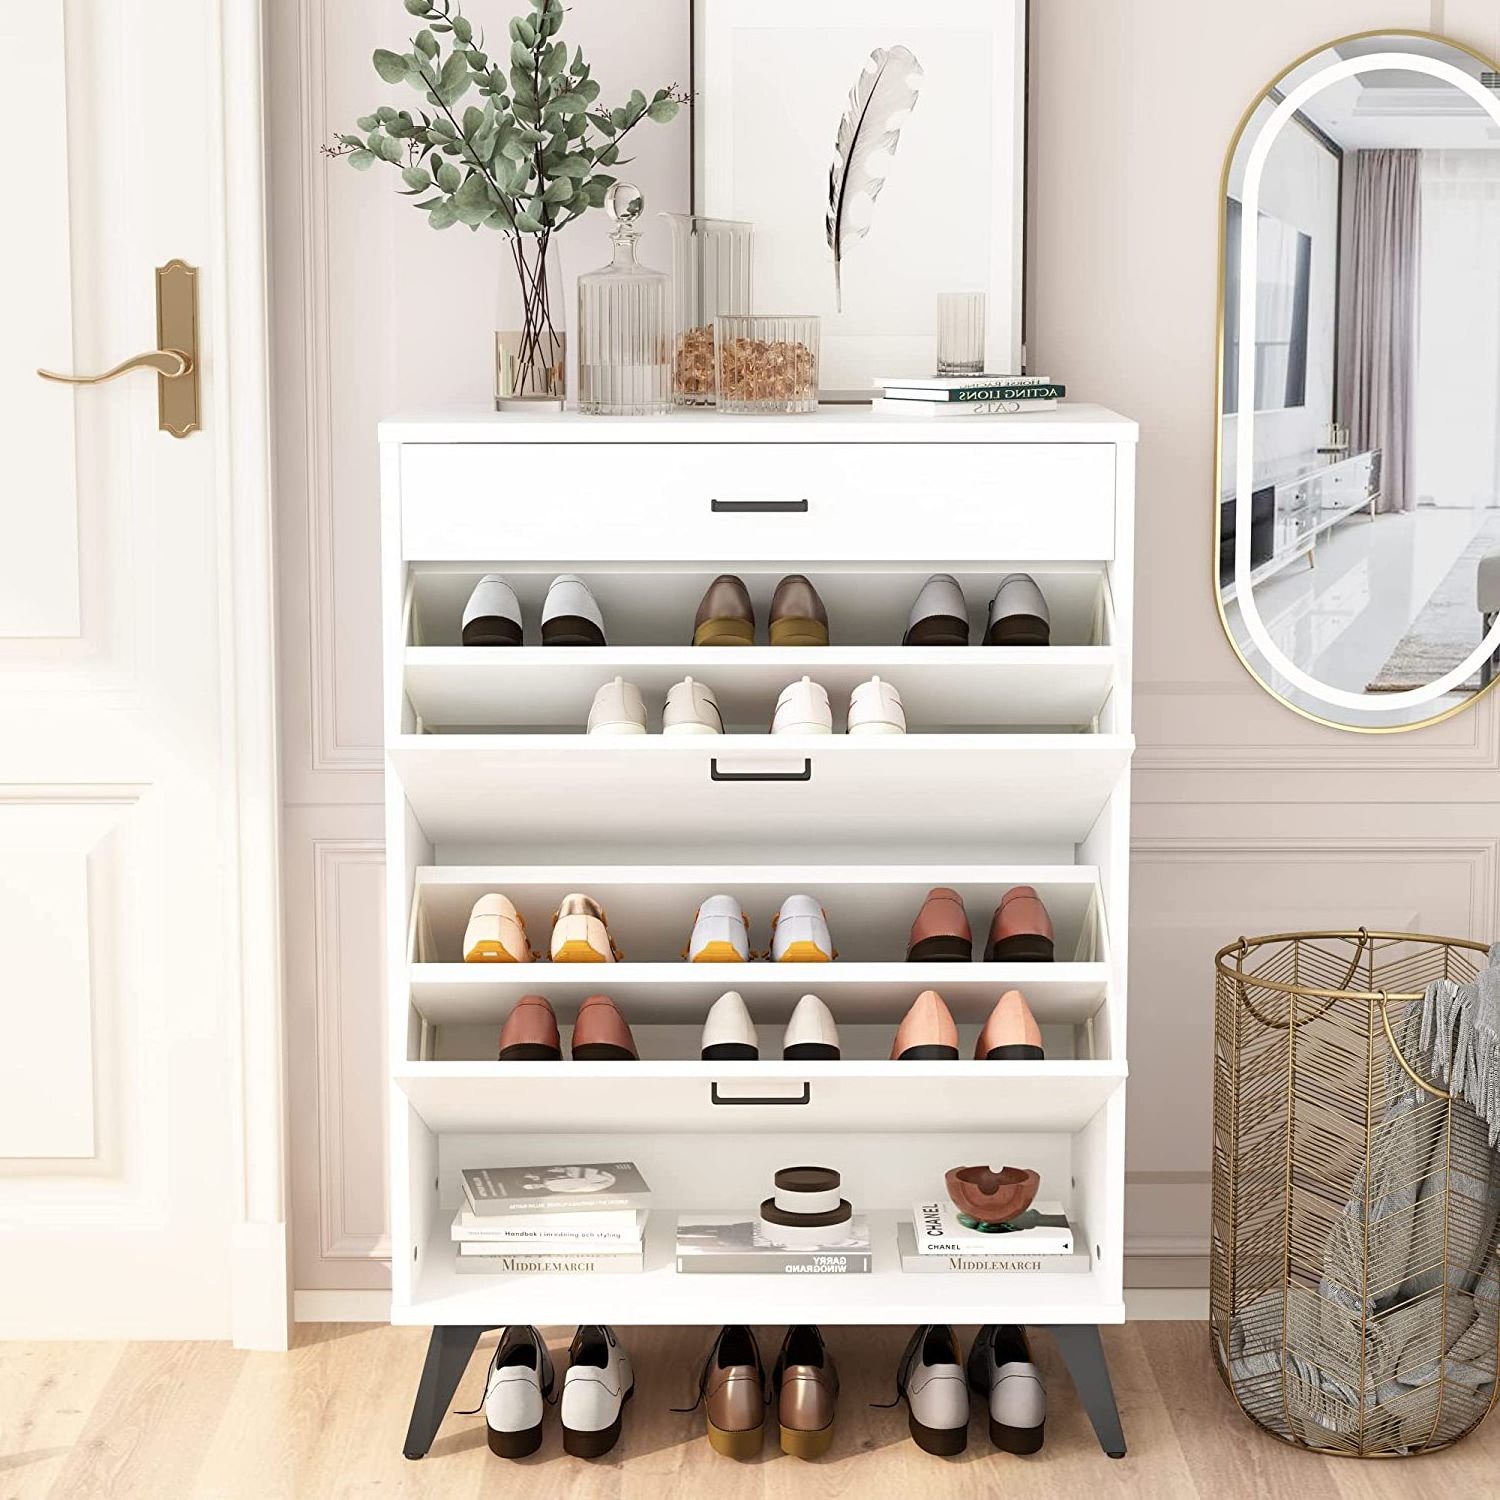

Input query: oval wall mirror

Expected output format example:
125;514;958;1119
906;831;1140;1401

1216;32;1500;731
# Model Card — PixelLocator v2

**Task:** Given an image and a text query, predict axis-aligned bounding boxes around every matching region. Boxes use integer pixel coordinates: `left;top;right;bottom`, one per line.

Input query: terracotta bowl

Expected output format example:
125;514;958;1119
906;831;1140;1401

944;1165;1041;1225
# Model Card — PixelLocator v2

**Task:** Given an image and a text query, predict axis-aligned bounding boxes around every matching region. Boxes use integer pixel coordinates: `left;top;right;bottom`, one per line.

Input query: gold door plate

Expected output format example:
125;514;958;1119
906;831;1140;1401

156;260;200;438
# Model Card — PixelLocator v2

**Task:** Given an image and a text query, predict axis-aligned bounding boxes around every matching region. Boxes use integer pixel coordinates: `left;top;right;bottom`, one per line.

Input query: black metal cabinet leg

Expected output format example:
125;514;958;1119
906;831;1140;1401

1043;1323;1126;1458
403;1324;495;1459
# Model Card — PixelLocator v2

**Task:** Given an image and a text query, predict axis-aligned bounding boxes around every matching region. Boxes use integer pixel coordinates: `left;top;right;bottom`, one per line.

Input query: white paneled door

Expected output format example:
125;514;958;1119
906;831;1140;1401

0;1;284;1342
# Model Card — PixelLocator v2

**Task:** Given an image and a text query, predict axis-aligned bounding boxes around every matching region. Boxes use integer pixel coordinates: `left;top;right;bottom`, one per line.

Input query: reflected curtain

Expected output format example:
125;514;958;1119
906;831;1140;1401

1413;150;1500;509
1337;149;1420;514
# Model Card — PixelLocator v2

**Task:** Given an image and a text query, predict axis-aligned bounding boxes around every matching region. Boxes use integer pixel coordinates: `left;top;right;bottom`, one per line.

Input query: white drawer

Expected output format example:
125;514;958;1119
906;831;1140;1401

398;442;1117;563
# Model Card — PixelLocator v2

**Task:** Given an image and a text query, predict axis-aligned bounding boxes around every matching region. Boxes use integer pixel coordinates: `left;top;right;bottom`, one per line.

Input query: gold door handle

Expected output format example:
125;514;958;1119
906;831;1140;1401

37;348;192;384
35;260;201;438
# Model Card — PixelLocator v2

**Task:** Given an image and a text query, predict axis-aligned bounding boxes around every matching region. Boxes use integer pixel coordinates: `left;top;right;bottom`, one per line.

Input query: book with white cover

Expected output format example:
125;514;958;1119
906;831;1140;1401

453;1248;644;1275
896;1222;1090;1274
873;397;1057;418
874;374;1055;390
460;1161;651;1217
675;1213;872;1274
911;1201;1073;1256
450;1209;647;1247
458;1236;639;1257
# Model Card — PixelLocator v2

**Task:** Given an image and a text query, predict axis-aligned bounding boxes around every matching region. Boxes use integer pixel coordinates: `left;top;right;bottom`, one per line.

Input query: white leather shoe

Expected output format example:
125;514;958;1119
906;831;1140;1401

463;893;531;963
587;677;648;735
550;893;620;963
462;573;524;647
846;675;906;735
702;991;758;1059
771;677;833;735
903;573;970;646
561;1324;635;1458
782;994;839;1059
663;676;724;735
967;1325;1045;1453
543;574;607;646
771;894;834;963
687;894;751;963
986;573;1051;646
482;1325;555;1459
895;1324;969;1455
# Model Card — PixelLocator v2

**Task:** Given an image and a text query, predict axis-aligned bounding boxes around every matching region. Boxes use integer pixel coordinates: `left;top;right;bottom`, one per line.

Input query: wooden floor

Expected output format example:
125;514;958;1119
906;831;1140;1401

2;1322;1497;1499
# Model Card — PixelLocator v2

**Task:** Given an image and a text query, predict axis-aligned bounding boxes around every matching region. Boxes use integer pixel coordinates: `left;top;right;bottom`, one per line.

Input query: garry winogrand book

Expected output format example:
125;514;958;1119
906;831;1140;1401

911;1201;1073;1256
453;1247;645;1275
460;1161;651;1217
881;382;1066;403
874;397;1057;417
450;1209;647;1246
896;1222;1090;1274
674;1213;872;1274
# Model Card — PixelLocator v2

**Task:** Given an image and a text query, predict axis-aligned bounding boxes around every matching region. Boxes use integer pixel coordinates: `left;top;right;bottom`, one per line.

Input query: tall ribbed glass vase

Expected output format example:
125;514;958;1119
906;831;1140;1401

495;233;566;411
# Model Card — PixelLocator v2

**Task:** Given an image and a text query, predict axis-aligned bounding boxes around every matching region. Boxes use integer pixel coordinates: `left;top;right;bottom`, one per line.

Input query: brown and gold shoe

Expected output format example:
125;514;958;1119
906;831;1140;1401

891;990;960;1060
985;886;1055;963
685;1325;765;1460
497;995;562;1061
769;574;829;647
571;995;638;1061
773;1325;838;1459
975;989;1044;1060
550;893;622;963
693;574;756;647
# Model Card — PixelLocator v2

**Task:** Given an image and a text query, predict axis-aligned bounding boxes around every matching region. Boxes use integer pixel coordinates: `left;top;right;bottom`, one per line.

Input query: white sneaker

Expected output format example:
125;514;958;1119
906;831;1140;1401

967;1325;1046;1454
771;894;834;963
702;991;758;1059
542;573;607;646
772;676;833;735
550;893;620;963
847;675;906;735
895;1324;969;1456
687;894;751;963
463;893;531;963
783;994;839;1059
587;677;648;735
462;573;524;647
663;676;723;736
561;1324;635;1459
482;1325;555;1459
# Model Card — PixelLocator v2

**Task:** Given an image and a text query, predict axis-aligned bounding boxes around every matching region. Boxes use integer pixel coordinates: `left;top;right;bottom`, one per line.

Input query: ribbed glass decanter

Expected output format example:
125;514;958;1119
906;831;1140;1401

576;183;673;416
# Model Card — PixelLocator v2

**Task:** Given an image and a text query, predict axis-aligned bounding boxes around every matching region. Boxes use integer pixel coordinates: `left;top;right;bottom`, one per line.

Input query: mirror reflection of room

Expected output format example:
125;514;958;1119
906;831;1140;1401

1218;37;1500;729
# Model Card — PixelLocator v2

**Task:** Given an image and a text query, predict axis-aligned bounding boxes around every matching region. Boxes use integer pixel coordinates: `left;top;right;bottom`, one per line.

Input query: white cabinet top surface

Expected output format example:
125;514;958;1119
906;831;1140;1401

379;403;1138;446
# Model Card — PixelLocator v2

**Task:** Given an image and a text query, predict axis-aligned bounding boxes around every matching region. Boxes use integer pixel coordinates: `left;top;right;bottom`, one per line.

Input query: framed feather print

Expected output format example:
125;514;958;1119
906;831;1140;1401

691;0;1027;398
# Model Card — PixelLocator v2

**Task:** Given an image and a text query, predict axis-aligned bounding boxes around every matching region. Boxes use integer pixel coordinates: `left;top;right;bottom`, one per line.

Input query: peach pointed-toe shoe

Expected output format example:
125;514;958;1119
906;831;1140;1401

571;994;638;1061
985;887;1055;963
891;990;960;1060
497;995;562;1061
975;990;1044;1060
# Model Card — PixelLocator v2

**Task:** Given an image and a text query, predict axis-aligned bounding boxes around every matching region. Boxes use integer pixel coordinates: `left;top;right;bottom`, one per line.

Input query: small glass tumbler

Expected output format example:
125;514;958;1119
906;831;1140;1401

936;292;987;376
715;314;820;414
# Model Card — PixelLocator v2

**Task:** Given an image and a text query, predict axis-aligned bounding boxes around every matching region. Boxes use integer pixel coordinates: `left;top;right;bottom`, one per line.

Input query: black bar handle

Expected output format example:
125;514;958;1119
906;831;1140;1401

710;498;809;513
711;1082;812;1106
710;758;813;783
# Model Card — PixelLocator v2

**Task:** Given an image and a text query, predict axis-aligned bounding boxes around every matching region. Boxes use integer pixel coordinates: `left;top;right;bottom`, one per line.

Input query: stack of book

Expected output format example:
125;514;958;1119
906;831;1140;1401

452;1160;650;1275
873;374;1066;416
897;1199;1089;1274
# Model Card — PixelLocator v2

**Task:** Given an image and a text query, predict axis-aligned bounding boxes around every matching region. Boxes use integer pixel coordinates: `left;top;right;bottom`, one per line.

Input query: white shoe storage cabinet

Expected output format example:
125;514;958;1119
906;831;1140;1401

381;407;1137;1460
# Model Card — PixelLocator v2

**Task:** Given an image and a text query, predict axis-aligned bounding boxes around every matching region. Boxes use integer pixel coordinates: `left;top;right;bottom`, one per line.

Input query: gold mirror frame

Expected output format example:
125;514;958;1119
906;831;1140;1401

1213;29;1500;735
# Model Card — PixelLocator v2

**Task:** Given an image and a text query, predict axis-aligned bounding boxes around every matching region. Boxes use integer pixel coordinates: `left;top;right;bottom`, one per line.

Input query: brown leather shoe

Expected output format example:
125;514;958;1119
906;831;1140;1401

696;1325;765;1459
985;887;1055;963
769;575;829;646
571;995;638;1061
891;990;959;1060
975;989;1044;1060
693;574;756;647
497;994;562;1061
773;1325;837;1459
907;888;973;963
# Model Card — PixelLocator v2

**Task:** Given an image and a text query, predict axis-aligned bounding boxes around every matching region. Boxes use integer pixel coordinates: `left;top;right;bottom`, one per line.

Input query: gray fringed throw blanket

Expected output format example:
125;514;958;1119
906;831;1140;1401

1222;943;1500;1451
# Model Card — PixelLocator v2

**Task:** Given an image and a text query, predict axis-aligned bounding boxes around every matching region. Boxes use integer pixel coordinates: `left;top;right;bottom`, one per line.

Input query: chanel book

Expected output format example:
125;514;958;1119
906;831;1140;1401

911;1201;1073;1256
896;1222;1090;1274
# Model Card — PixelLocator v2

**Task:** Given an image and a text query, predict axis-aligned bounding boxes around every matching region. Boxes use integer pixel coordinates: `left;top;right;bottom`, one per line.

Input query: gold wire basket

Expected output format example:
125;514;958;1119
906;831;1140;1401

1211;929;1500;1456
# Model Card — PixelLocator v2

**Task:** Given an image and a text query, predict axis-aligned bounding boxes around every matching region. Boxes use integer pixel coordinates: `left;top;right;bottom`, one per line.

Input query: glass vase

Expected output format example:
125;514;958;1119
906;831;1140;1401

495;234;566;411
661;213;754;407
716;314;820;414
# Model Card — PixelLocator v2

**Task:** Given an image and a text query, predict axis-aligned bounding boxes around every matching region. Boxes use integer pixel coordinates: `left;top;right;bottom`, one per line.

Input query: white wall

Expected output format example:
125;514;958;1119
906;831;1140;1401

270;0;1500;1300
